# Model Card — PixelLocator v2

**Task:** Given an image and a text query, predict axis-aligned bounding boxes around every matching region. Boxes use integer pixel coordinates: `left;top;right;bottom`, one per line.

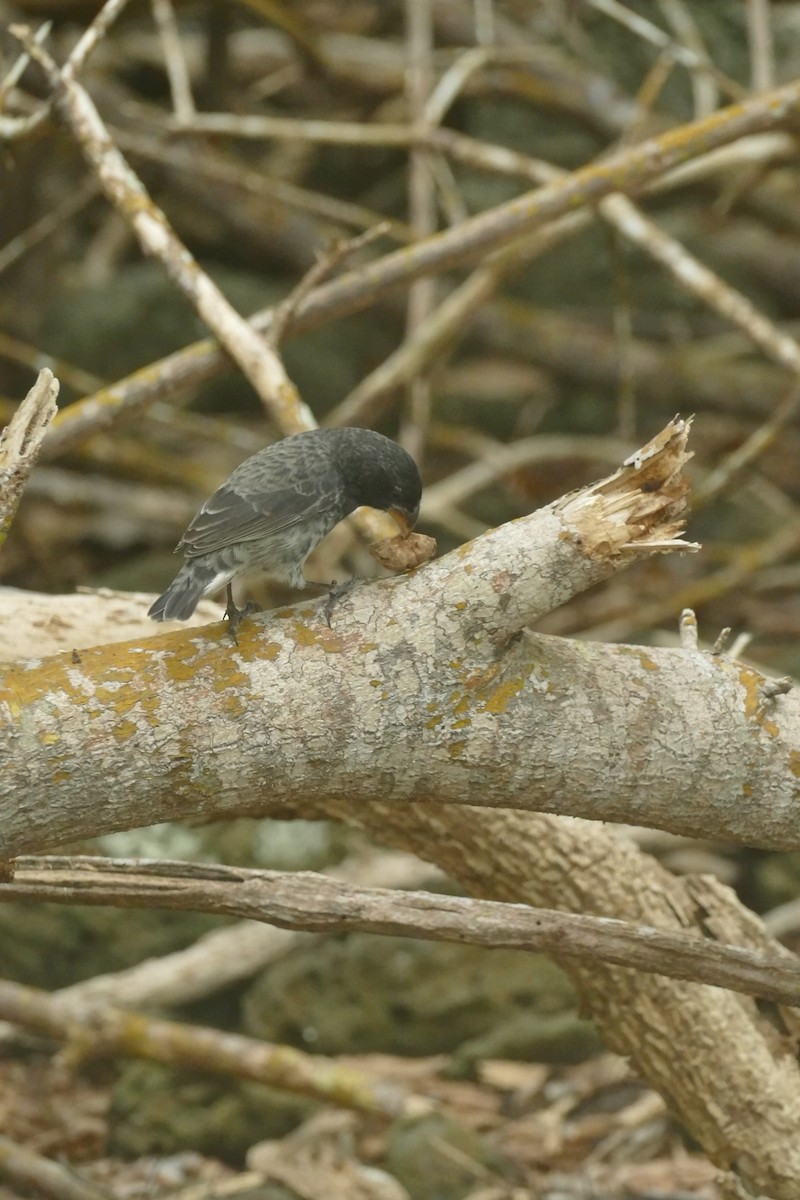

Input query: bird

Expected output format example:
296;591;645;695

148;426;422;636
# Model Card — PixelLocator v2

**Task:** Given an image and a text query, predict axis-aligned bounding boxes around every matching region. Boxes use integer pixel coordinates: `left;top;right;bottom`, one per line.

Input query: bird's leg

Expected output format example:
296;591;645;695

323;577;359;628
223;583;260;644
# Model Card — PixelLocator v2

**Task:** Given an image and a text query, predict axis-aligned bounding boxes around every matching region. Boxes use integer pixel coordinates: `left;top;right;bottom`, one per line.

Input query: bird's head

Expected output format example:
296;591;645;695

337;428;422;532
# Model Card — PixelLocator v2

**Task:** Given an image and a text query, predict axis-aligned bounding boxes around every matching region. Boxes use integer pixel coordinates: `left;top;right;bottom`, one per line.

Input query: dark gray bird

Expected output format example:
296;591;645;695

148;427;422;631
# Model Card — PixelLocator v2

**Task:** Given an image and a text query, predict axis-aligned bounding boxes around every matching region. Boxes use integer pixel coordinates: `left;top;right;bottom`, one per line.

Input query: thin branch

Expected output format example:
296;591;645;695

4;857;800;1006
0;368;59;552
746;0;775;93
401;0;437;464
150;0;195;122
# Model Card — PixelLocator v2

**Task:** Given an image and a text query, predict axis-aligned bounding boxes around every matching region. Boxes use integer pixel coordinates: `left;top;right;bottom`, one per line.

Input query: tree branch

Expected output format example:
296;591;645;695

0;368;58;551
0;418;717;856
4;857;800;1007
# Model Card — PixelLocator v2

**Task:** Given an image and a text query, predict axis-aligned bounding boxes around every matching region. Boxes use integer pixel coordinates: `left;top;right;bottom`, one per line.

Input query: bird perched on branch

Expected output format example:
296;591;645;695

148;427;422;637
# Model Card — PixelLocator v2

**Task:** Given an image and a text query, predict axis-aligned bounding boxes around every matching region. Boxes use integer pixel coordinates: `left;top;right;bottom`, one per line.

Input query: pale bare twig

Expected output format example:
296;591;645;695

166;111;414;145
113;126;414;240
0;368;59;552
679;608;699;650
746;0;775;94
401;0;437;465
421;433;630;521
150;0;195;122
62;0;133;82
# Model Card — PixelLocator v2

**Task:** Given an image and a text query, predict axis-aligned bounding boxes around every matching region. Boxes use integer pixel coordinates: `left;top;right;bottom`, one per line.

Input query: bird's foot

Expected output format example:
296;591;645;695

324;577;359;628
223;584;260;645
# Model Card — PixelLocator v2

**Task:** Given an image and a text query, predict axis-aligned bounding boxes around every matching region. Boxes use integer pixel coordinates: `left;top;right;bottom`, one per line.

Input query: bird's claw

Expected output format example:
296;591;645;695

223;585;260;644
324;577;358;627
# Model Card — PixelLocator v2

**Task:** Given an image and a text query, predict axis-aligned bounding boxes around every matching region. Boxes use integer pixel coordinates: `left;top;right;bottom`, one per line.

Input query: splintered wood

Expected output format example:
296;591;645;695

561;416;700;560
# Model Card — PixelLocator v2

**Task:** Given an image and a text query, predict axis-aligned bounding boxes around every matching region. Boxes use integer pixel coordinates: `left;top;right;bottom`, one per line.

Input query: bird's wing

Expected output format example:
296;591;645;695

177;468;341;558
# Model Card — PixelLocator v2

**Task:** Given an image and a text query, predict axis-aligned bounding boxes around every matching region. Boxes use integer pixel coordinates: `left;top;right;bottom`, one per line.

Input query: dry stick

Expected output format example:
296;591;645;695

4;858;800;1007
0;369;59;551
14;29;315;438
400;0;436;466
0;1134;111;1200
62;0;132;81
746;0;775;93
39;76;800;458
0;978;413;1119
150;0;195;122
439;134;800;379
53;851;437;1010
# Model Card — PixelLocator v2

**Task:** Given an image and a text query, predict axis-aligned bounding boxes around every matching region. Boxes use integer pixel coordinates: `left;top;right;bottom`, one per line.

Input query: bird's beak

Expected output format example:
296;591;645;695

389;506;417;535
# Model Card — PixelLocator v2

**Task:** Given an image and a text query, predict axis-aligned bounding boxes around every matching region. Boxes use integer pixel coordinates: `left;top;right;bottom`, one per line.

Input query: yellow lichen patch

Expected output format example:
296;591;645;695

51;770;71;784
739;666;779;738
451;717;472;730
637;653;659;672
113;719;137;742
209;654;250;695
454;602;467;612
790;751;800;779
258;642;282;662
481;678;524;715
449;740;466;757
39;731;60;746
451;695;469;716
284;621;349;654
0;654;81;708
425;714;443;730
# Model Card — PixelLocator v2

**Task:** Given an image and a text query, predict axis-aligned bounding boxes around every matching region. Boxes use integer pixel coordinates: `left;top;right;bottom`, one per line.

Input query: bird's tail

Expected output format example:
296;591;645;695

148;560;223;622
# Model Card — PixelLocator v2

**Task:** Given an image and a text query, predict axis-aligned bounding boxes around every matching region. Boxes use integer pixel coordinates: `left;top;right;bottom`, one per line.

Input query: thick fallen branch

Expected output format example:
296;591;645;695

4;857;800;1007
2;417;708;854
3;417;798;854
